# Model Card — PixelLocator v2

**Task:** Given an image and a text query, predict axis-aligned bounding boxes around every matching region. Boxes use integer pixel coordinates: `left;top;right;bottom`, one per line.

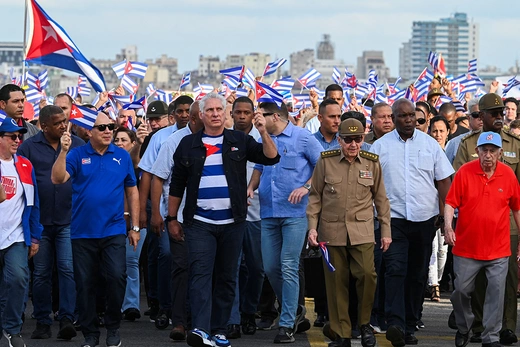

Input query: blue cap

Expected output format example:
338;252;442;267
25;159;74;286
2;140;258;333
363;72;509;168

0;117;28;134
477;131;502;148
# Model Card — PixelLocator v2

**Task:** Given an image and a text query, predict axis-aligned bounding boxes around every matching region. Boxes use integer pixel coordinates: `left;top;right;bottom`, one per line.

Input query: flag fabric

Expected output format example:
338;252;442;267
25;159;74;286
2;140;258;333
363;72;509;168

375;91;388;104
26;0;106;92
66;86;78;99
387;89;406;105
69;104;98;130
27;70;48;91
292;94;311;109
263;58;287;76
255;81;284;107
502;76;520;95
121;75;139;94
32;102;41;119
235;88;249;98
0;110;6;125
77;85;91;96
193;84;214;95
109;94;133;106
428;51;438;69
127;116;137;132
122;96;146;110
179;73;191;89
342;69;358;89
475;88;486;98
271;78;295;94
25;88;44;103
220;66;245;82
146;83;156;96
456;74;485;93
112;60;148;79
311;87;325;104
78;75;88;87
222;77;240;90
367;70;378;90
155;90;173;105
298;68;321;88
318;242;335;272
416;68;434;84
332;67;341;84
437;53;447;77
243;68;256;90
468;59;478;73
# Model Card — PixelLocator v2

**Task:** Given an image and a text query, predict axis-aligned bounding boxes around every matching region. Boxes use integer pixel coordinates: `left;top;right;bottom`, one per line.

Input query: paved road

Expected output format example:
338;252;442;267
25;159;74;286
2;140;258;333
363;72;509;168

12;293;518;346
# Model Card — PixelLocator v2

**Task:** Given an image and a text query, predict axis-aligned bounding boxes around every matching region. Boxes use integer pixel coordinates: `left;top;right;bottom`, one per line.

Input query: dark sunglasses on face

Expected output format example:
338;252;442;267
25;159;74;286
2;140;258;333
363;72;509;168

487;110;504;117
1;134;23;141
94;124;115;132
470;112;480;118
416;118;426;125
341;136;363;144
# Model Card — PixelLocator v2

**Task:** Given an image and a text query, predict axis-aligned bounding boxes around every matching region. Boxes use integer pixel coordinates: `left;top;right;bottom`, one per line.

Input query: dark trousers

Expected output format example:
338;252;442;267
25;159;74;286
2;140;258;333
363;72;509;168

168;227;188;327
384;217;435;334
370;225;385;327
258;277;278;320
184;219;245;334
72;235;127;339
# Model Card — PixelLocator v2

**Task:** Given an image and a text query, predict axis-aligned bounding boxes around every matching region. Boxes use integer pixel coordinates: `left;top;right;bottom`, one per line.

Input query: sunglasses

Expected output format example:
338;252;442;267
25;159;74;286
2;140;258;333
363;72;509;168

341;136;363;143
470;112;480;118
262;112;275;117
1;133;23;141
94;124;115;132
416;118;427;125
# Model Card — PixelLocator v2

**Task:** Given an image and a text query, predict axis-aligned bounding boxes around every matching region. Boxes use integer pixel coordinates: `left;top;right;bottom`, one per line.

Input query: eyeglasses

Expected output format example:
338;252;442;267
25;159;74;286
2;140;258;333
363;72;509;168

262;112;274;117
470;112;480;118
94;123;115;132
1;133;23;141
416;118;427;125
147;115;167;123
341;136;363;143
486;110;504;117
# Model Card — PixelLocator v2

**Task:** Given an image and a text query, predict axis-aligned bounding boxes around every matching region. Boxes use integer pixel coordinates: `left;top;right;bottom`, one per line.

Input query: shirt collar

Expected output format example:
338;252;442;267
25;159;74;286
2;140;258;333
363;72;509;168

279;121;294;137
85;141;115;155
393;128;418;142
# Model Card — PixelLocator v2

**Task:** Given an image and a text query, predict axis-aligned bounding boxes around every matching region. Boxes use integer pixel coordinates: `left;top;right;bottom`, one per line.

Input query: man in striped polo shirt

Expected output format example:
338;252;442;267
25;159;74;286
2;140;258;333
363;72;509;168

167;93;279;347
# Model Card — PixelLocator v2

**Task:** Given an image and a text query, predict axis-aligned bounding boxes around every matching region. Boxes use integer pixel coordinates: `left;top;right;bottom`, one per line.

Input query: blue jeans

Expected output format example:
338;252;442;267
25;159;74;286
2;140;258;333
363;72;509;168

0;242;29;334
261;217;307;328
72;235;127;339
122;229;146;312
228;221;264;324
32;225;76;325
184;219;245;334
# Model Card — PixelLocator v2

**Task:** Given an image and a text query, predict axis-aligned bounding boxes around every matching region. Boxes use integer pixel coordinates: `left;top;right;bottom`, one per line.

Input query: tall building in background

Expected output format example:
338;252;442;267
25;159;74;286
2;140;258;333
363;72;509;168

317;34;334;60
399;12;479;79
356;51;390;81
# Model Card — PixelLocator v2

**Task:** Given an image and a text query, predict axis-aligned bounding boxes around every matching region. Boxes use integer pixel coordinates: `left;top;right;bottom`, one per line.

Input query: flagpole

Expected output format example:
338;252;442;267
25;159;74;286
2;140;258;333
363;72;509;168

22;0;29;82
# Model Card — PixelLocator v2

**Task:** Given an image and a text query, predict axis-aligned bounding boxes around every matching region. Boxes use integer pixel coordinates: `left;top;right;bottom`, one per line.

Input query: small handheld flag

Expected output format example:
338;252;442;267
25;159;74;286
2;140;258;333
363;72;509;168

319;242;335;272
69;104;98;130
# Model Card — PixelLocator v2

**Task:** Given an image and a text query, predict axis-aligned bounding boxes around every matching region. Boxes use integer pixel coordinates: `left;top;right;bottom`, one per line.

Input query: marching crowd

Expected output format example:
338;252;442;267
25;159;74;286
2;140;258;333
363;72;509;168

0;75;520;347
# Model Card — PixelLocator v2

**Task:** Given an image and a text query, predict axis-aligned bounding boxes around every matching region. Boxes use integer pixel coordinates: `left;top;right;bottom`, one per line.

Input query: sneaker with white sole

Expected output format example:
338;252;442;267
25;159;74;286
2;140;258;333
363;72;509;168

187;328;215;347
212;334;231;347
3;331;26;347
106;329;121;347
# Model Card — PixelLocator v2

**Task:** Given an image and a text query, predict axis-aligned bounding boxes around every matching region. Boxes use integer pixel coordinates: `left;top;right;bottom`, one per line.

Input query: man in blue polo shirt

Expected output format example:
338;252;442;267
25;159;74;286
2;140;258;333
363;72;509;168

51;112;140;347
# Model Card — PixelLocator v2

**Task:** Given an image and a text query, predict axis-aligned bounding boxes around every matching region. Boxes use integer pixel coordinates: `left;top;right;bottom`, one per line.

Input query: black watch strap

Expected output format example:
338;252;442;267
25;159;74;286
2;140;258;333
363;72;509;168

165;215;177;222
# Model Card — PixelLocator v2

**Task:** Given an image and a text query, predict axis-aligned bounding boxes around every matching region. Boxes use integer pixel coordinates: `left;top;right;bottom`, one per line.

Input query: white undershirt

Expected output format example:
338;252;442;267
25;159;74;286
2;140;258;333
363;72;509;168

0;158;25;250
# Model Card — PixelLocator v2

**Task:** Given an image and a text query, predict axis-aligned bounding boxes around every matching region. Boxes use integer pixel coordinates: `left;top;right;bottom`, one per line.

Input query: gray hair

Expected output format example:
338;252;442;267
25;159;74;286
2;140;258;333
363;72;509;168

199;92;227;113
467;98;480;113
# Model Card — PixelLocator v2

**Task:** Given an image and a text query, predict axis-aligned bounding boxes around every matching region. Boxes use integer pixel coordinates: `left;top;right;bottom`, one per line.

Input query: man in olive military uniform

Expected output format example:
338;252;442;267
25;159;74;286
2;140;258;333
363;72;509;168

307;118;392;347
453;92;520;345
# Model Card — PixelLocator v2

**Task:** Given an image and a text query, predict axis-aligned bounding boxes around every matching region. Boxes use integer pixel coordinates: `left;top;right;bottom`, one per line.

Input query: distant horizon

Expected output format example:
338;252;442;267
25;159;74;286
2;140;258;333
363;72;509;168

1;1;518;77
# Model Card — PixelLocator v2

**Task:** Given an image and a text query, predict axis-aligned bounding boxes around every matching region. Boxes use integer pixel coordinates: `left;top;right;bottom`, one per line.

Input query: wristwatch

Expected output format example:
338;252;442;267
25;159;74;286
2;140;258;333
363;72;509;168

165;215;178;222
303;183;311;191
130;226;140;233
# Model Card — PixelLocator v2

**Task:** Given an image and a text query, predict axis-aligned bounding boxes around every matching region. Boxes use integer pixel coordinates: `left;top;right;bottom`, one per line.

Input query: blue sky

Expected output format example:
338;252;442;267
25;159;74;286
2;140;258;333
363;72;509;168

2;0;519;77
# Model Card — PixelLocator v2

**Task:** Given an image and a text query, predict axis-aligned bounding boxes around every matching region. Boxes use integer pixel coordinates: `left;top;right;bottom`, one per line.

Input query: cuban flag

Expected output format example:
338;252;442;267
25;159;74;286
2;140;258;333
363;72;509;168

292;94;311;109
318;242;335;272
415;80;430;100
342;69;358;89
220;66;245;82
503;76;520;95
112;60;148;79
298;68;321;89
243;68;256;90
468;59;477;73
27;70;48;91
375;91;388;103
332;67;341;84
311;87;325;104
66;86;78;99
222;77;240;90
180;73;191;89
428;51;438;70
109;94;133;106
271;78;295;94
235;88;249;98
193;83;214;95
122;96;146;110
457;74;485;93
26;0;106;92
146;83;156;96
69;104;98;130
387;88;406;106
475;88;486;98
255;81;283;107
367;70;378;90
0;110;6;125
121;75;139;94
263;58;287;76
156;90;173;105
77;85;91;97
127;116;137;132
25;88;44;103
78;75;88;87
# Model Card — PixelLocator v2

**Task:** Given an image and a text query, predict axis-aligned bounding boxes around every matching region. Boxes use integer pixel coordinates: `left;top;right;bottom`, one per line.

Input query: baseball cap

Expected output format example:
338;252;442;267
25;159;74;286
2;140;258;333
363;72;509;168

339;118;364;136
146;100;168;117
0;117;28;134
427;88;444;99
479;93;504;111
477;131;502;148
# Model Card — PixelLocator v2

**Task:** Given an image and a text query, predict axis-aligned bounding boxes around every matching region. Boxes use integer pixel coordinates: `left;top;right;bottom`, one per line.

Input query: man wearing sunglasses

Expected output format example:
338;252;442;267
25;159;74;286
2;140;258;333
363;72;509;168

51;112;139;347
453;93;520;346
0;117;43;347
307;118;391;347
445;98;482;164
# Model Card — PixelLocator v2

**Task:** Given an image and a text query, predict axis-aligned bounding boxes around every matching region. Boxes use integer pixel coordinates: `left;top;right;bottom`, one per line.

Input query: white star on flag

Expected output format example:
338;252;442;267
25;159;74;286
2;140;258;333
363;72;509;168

42;25;58;41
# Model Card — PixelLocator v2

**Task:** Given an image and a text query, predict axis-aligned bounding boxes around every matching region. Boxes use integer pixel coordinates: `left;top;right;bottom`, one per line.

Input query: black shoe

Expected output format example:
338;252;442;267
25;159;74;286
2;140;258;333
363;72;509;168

455;330;469;347
81;335;99;347
227;324;241;339
122;308;141;322
470;332;482;343
500;329;518;345
169;325;186;341
405;334;418;345
274;327;295;343
31;322;52;339
147;299;160;322
415;320;425;330
241;315;256;335
154;310;170;330
293;304;306;331
448;311;457;330
360;324;376;347
106;329;121;347
482;342;504;347
386;325;405;347
329;338;352;347
4;331;26;347
57;317;77;340
314;315;327;327
323;322;338;341
256;317;275;330
295;318;311;333
73;319;82;331
351;326;361;339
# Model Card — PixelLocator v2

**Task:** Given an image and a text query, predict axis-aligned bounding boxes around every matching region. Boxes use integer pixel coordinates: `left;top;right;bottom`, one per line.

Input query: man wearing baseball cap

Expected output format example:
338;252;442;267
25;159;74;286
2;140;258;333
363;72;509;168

453;93;520;345
0;117;43;347
307;118;391;347
446;131;520;347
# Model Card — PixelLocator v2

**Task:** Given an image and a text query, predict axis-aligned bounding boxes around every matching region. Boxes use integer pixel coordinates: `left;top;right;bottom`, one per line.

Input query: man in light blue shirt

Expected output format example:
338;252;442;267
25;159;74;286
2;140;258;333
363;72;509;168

312;99;341;150
248;102;322;344
370;98;453;347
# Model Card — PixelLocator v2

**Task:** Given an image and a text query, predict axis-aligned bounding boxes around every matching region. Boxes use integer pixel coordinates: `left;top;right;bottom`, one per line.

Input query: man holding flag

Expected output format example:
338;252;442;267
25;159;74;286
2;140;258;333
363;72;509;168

307;118;391;347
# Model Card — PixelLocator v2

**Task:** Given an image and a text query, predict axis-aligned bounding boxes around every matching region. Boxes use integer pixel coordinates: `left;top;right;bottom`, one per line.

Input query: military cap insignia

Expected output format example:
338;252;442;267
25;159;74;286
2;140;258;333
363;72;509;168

359;150;379;161
348;126;358;133
321;149;341;158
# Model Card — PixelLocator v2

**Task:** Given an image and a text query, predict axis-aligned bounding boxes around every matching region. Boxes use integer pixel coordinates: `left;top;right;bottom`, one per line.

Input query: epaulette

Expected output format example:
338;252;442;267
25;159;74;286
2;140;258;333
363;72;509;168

321;149;341;158
460;129;481;142
505;129;520;141
359;150;379;162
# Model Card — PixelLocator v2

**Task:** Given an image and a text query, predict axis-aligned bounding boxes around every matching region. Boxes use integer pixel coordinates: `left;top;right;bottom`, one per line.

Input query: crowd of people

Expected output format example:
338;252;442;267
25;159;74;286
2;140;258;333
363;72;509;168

0;75;519;347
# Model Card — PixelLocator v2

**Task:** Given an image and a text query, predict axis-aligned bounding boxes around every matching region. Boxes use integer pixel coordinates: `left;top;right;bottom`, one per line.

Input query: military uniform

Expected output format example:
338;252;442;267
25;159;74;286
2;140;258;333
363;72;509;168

307;121;391;341
452;93;520;340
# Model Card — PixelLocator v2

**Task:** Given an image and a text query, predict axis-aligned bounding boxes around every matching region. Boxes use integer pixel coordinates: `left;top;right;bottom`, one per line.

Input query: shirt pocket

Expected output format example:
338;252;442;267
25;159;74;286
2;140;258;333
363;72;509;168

418;152;434;171
355;210;374;236
356;177;374;200
319;212;339;242
281;153;297;170
228;150;247;162
324;175;342;199
503;155;519;172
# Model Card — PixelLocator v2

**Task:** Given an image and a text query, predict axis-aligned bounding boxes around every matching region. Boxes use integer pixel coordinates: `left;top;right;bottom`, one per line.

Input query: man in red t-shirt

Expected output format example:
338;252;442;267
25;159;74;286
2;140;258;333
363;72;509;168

445;131;520;347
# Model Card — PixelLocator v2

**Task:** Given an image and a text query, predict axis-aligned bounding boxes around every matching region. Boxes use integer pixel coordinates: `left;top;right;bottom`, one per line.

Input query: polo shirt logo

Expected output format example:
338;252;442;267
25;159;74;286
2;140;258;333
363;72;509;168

113;158;121;165
82;158;91;165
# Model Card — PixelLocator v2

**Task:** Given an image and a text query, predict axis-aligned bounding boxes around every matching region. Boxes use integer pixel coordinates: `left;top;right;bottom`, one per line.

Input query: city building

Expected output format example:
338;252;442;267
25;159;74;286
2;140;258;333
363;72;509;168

356;51;391;81
0;42;24;66
317;34;335;60
399;12;479;79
